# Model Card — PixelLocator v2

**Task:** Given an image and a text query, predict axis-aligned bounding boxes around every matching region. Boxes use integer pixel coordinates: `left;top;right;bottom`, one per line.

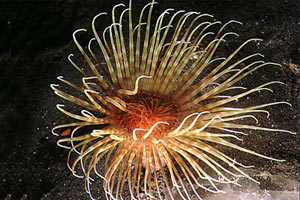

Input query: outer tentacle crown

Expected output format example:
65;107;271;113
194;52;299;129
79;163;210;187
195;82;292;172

51;0;295;199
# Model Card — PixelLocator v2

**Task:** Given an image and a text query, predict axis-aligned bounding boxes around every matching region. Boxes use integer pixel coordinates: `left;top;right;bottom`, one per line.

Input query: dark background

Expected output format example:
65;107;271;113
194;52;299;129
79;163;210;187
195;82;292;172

0;0;299;199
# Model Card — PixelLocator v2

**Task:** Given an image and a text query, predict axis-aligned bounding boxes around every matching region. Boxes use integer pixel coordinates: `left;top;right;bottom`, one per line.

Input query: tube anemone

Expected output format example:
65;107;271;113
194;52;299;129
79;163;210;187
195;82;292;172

51;0;295;199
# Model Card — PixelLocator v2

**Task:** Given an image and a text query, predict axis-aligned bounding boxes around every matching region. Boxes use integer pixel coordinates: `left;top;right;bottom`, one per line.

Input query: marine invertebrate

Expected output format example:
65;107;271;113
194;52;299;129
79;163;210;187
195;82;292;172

51;0;295;199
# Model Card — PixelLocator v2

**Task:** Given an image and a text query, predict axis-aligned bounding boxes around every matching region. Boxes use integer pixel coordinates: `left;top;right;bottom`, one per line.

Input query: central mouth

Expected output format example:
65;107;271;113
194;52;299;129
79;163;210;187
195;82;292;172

117;93;180;140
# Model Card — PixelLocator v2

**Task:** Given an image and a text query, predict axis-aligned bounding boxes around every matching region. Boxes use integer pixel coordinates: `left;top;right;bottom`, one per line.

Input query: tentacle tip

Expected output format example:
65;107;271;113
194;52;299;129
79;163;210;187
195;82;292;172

203;12;212;17
51;131;59;136
57;141;71;149
117;3;125;7
232;32;240;37
84;89;99;94
94;12;108;19
50;83;59;88
74;28;87;34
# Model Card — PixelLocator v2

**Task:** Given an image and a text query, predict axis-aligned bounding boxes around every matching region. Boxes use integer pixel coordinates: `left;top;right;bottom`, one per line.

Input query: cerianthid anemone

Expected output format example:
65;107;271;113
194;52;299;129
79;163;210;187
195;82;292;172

51;0;295;199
